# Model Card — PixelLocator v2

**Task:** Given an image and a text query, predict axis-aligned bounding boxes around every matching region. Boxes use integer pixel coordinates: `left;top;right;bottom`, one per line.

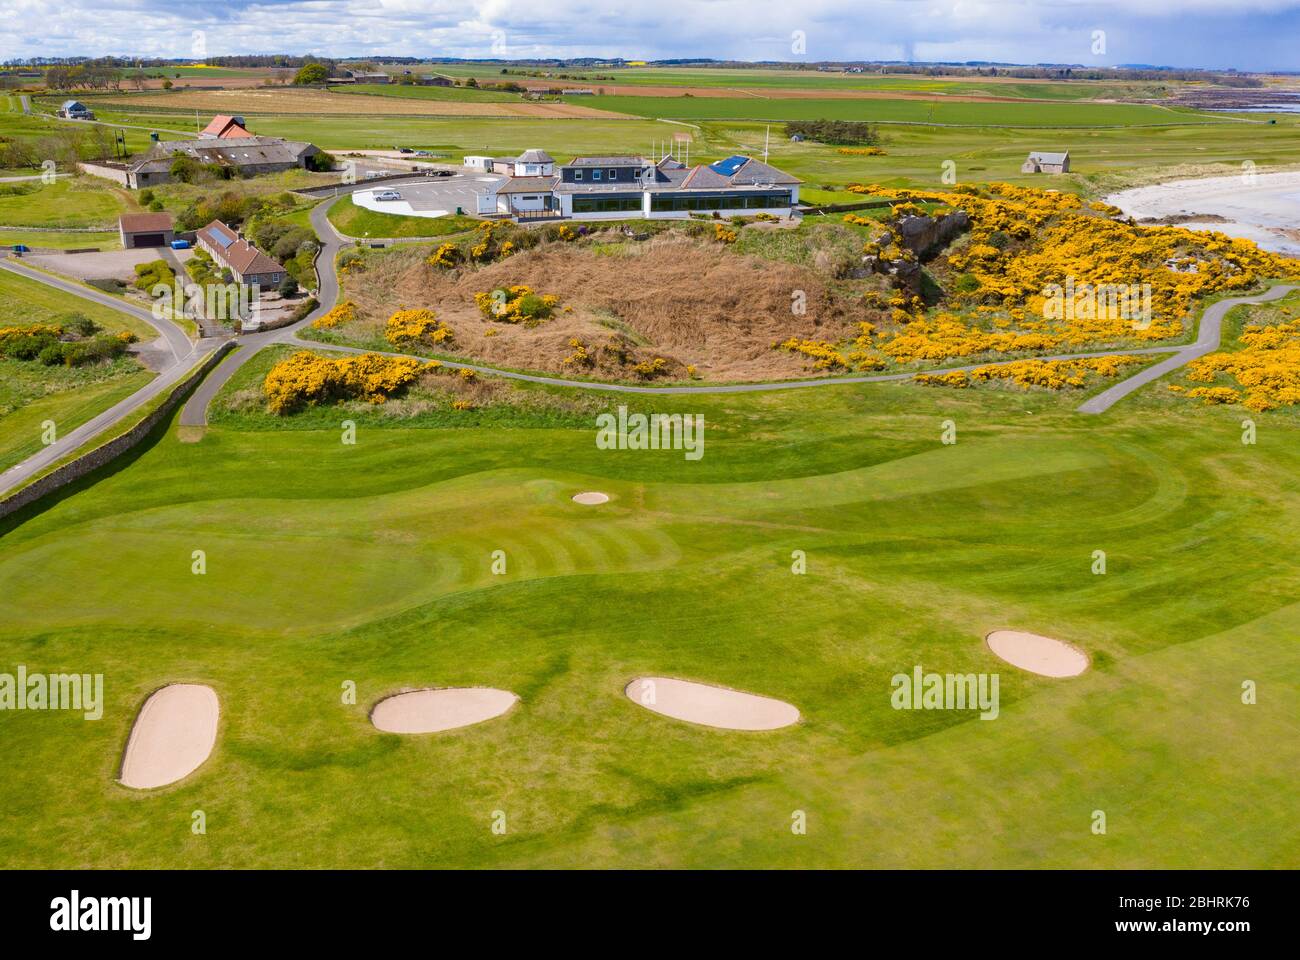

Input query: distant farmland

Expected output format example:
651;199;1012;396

89;87;630;119
581;95;1222;127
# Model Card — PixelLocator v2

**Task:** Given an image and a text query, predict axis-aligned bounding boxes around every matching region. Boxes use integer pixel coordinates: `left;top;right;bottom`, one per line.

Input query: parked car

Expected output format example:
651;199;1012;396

428;169;454;178
396;147;414;154
373;190;403;201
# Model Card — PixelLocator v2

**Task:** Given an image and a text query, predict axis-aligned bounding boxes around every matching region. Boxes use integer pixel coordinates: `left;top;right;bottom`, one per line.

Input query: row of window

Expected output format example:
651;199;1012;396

573;168;637;182
648;192;792;212
571;196;644;213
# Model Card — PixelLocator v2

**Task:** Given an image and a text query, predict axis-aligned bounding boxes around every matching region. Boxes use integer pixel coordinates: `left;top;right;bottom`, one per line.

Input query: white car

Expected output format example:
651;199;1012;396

373;190;402;201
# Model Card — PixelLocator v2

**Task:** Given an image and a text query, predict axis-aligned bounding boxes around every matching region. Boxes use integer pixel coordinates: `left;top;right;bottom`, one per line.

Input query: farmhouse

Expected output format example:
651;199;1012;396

1022;150;1070;174
118;212;175;249
57;99;94;120
419;75;453;87
195;220;287;289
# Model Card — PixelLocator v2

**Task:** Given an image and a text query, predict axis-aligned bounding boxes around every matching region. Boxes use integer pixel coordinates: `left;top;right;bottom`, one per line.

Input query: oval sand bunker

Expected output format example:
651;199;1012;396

626;677;799;731
572;491;610;505
371;687;517;734
120;684;219;789
986;630;1089;678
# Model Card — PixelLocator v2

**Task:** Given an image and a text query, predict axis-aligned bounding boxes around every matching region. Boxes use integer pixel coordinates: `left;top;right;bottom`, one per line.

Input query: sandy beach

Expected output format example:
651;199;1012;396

1105;170;1300;256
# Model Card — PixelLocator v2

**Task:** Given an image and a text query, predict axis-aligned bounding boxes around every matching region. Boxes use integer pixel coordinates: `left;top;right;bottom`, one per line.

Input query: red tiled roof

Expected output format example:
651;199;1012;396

118;212;174;233
199;115;250;139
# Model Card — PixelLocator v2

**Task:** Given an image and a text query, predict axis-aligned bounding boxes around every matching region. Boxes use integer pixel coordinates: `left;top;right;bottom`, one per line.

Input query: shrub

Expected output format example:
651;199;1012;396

263;351;432;414
474;285;559;325
384;308;454;348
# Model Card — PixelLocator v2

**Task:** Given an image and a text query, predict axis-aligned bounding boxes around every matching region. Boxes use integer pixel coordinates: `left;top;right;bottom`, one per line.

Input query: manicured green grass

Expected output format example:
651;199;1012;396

583;95;1204;127
0;372;1296;868
0;176;129;229
327;196;479;238
0;268;153;338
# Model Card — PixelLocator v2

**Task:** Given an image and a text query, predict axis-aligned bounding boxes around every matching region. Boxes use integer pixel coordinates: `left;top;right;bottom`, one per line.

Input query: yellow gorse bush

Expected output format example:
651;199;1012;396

837;147;885;156
263;351;434;414
845;182;1299;364
311;300;357;330
384;308;454;348
427;242;461;268
473;285;560;325
914;355;1145;391
1186;317;1300;411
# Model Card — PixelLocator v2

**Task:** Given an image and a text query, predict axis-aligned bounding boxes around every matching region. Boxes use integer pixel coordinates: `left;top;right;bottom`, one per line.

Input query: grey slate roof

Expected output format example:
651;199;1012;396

517;149;554;163
138;136;315;171
1026;151;1069;164
567;155;649;167
496;176;560;194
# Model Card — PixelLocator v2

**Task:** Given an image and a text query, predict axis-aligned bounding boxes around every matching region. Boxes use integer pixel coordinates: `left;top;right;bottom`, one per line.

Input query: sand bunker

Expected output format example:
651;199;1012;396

119;684;219;789
625;677;800;731
985;630;1089;678
572;491;610;505
370;687;517;734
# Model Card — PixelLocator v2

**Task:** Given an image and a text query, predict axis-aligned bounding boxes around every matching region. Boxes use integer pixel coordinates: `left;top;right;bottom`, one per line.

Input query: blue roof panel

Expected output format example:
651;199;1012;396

709;155;749;177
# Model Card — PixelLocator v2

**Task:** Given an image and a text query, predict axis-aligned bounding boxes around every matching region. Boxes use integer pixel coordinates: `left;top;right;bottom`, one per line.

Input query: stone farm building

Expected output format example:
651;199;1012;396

485;152;802;220
195;220;287;289
79;115;320;188
1021;150;1070;174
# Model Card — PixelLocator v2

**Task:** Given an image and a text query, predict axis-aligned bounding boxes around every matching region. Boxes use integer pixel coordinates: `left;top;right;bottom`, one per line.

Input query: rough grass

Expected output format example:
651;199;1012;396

0;176;129;229
316;228;869;381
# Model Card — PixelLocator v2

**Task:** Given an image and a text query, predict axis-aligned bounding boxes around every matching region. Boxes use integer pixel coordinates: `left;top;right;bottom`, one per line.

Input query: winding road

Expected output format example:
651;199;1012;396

2;183;1295;501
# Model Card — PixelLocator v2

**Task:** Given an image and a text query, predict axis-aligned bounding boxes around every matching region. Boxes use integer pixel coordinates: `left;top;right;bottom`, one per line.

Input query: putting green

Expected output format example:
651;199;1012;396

0;377;1295;868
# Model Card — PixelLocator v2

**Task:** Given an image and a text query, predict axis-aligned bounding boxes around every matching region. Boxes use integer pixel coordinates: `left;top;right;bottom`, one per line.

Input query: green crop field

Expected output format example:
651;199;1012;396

583;94;1218;127
0;369;1296;868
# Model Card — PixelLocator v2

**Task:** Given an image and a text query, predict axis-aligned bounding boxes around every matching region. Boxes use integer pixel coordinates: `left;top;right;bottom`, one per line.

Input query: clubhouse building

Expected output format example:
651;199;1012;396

484;151;801;220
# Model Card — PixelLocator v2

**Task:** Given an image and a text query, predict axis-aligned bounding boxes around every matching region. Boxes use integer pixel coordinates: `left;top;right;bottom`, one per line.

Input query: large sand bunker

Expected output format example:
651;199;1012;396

572;491;610;505
985;630;1089;678
370;687;517;734
625;677;800;730
119;684;219;789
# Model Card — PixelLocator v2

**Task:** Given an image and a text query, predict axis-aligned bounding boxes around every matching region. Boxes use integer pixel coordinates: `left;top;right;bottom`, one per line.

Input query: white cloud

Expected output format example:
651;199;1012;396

2;0;1299;68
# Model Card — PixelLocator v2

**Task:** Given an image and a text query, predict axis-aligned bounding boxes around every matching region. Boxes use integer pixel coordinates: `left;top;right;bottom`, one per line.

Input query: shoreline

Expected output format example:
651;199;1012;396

1105;170;1300;256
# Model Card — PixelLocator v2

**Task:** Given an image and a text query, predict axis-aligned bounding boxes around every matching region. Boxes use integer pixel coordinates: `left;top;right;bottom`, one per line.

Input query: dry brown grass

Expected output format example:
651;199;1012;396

335;232;867;382
96;88;629;118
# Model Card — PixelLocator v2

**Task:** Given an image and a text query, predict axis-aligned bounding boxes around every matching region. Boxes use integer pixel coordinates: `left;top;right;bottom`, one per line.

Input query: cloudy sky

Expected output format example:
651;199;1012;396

2;0;1298;71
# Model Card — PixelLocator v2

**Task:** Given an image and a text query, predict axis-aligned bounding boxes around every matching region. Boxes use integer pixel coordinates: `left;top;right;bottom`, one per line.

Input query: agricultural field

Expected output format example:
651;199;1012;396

582;94;1215;126
85;87;630;119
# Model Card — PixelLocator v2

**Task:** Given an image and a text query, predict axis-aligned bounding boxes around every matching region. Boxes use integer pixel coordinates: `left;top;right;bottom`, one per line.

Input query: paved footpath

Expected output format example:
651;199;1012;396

1077;285;1298;414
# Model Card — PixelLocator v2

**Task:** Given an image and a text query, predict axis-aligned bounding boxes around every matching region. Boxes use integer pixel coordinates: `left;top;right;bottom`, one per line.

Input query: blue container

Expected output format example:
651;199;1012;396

170;239;190;249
